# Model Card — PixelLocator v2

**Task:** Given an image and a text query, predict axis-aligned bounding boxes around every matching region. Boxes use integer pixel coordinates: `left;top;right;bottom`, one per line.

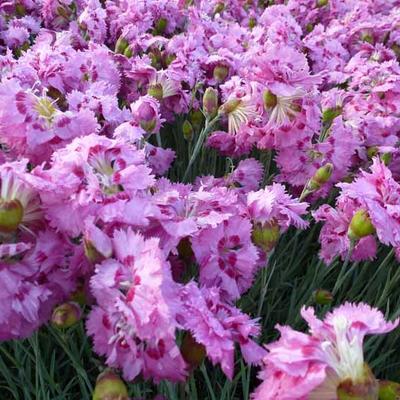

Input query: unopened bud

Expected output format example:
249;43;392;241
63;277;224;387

51;302;82;329
379;380;400;400
313;289;333;305
115;37;129;54
148;83;163;101
337;364;379;400
322;106;342;123
391;44;400;58
382;153;392;166
15;3;26;16
154;18;168;35
0;199;24;233
309;163;334;190
247;18;256;30
137;102;157;133
316;0;328;7
360;31;374;44
263;89;277;110
213;2;225;14
251;222;280;253
348;210;376;240
182;120;194;141
177;237;194;262
123;46;133;58
181;332;206;369
367;146;379;159
213;65;229;83
84;239;105;264
203;87;219;118
219;98;241;115
92;370;129;400
164;53;176;67
189;109;205;129
306;23;314;33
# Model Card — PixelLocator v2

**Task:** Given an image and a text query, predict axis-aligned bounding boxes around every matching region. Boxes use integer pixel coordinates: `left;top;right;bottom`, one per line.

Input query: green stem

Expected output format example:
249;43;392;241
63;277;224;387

183;116;219;182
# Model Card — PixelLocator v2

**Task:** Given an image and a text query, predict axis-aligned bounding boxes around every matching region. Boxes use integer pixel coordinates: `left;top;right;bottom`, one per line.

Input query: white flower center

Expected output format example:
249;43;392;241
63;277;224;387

322;315;365;382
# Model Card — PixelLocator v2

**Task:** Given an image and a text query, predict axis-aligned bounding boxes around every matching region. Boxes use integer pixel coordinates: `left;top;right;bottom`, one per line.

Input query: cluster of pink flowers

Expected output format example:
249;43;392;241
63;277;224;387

1;0;400;396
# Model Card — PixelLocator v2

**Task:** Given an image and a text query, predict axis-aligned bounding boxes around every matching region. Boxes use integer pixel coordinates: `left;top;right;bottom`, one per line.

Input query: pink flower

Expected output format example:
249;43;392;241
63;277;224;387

252;303;399;400
191;216;259;301
87;228;186;382
247;183;309;231
178;282;266;379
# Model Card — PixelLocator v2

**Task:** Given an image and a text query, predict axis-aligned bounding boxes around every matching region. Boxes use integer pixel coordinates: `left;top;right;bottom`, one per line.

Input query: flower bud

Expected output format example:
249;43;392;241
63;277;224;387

251;222;280;253
51;302;82;329
306;23;314;33
182;120;194;142
147;83;163;101
263;89;277;110
313;289;333;305
136;102;157;133
84;239;105;264
322;106;342;123
203;87;219;118
367;146;379;159
15;3;26;17
177;237;194;262
316;0;328;7
337;364;379;400
382;153;392;166
391;44;400;59
213;65;229;83
348;210;376;240
0;199;24;233
92;370;129;400
219;98;241;115
115;37;129;54
360;31;374;44
249;17;257;29
309;163;334;190
189;109;205;129
123;46;133;58
379;380;400;400
154;18;168;35
181;332;206;369
213;2;225;14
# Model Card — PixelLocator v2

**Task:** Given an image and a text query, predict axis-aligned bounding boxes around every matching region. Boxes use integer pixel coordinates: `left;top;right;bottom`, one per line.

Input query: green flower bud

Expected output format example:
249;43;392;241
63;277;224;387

309;163;334;190
123;46;133;58
15;3;26;17
177;237;194;262
213;2;225;14
367;146;379;159
348;210;376;240
360;31;374;44
251;222;280;253
154;18;168;35
322;106;342;123
337;364;379;400
115;37;129;54
249;17;257;29
182;120;194;142
181;332;206;369
189;109;205;129
219;98;241;115
213;65;229;83
379;380;400;400
203;87;219;118
391;44;400;59
313;289;333;305
316;0;328;7
51;302;82;329
382;153;392;166
263;89;277;110
147;83;164;101
306;23;314;33
0;199;24;233
92;370;129;400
